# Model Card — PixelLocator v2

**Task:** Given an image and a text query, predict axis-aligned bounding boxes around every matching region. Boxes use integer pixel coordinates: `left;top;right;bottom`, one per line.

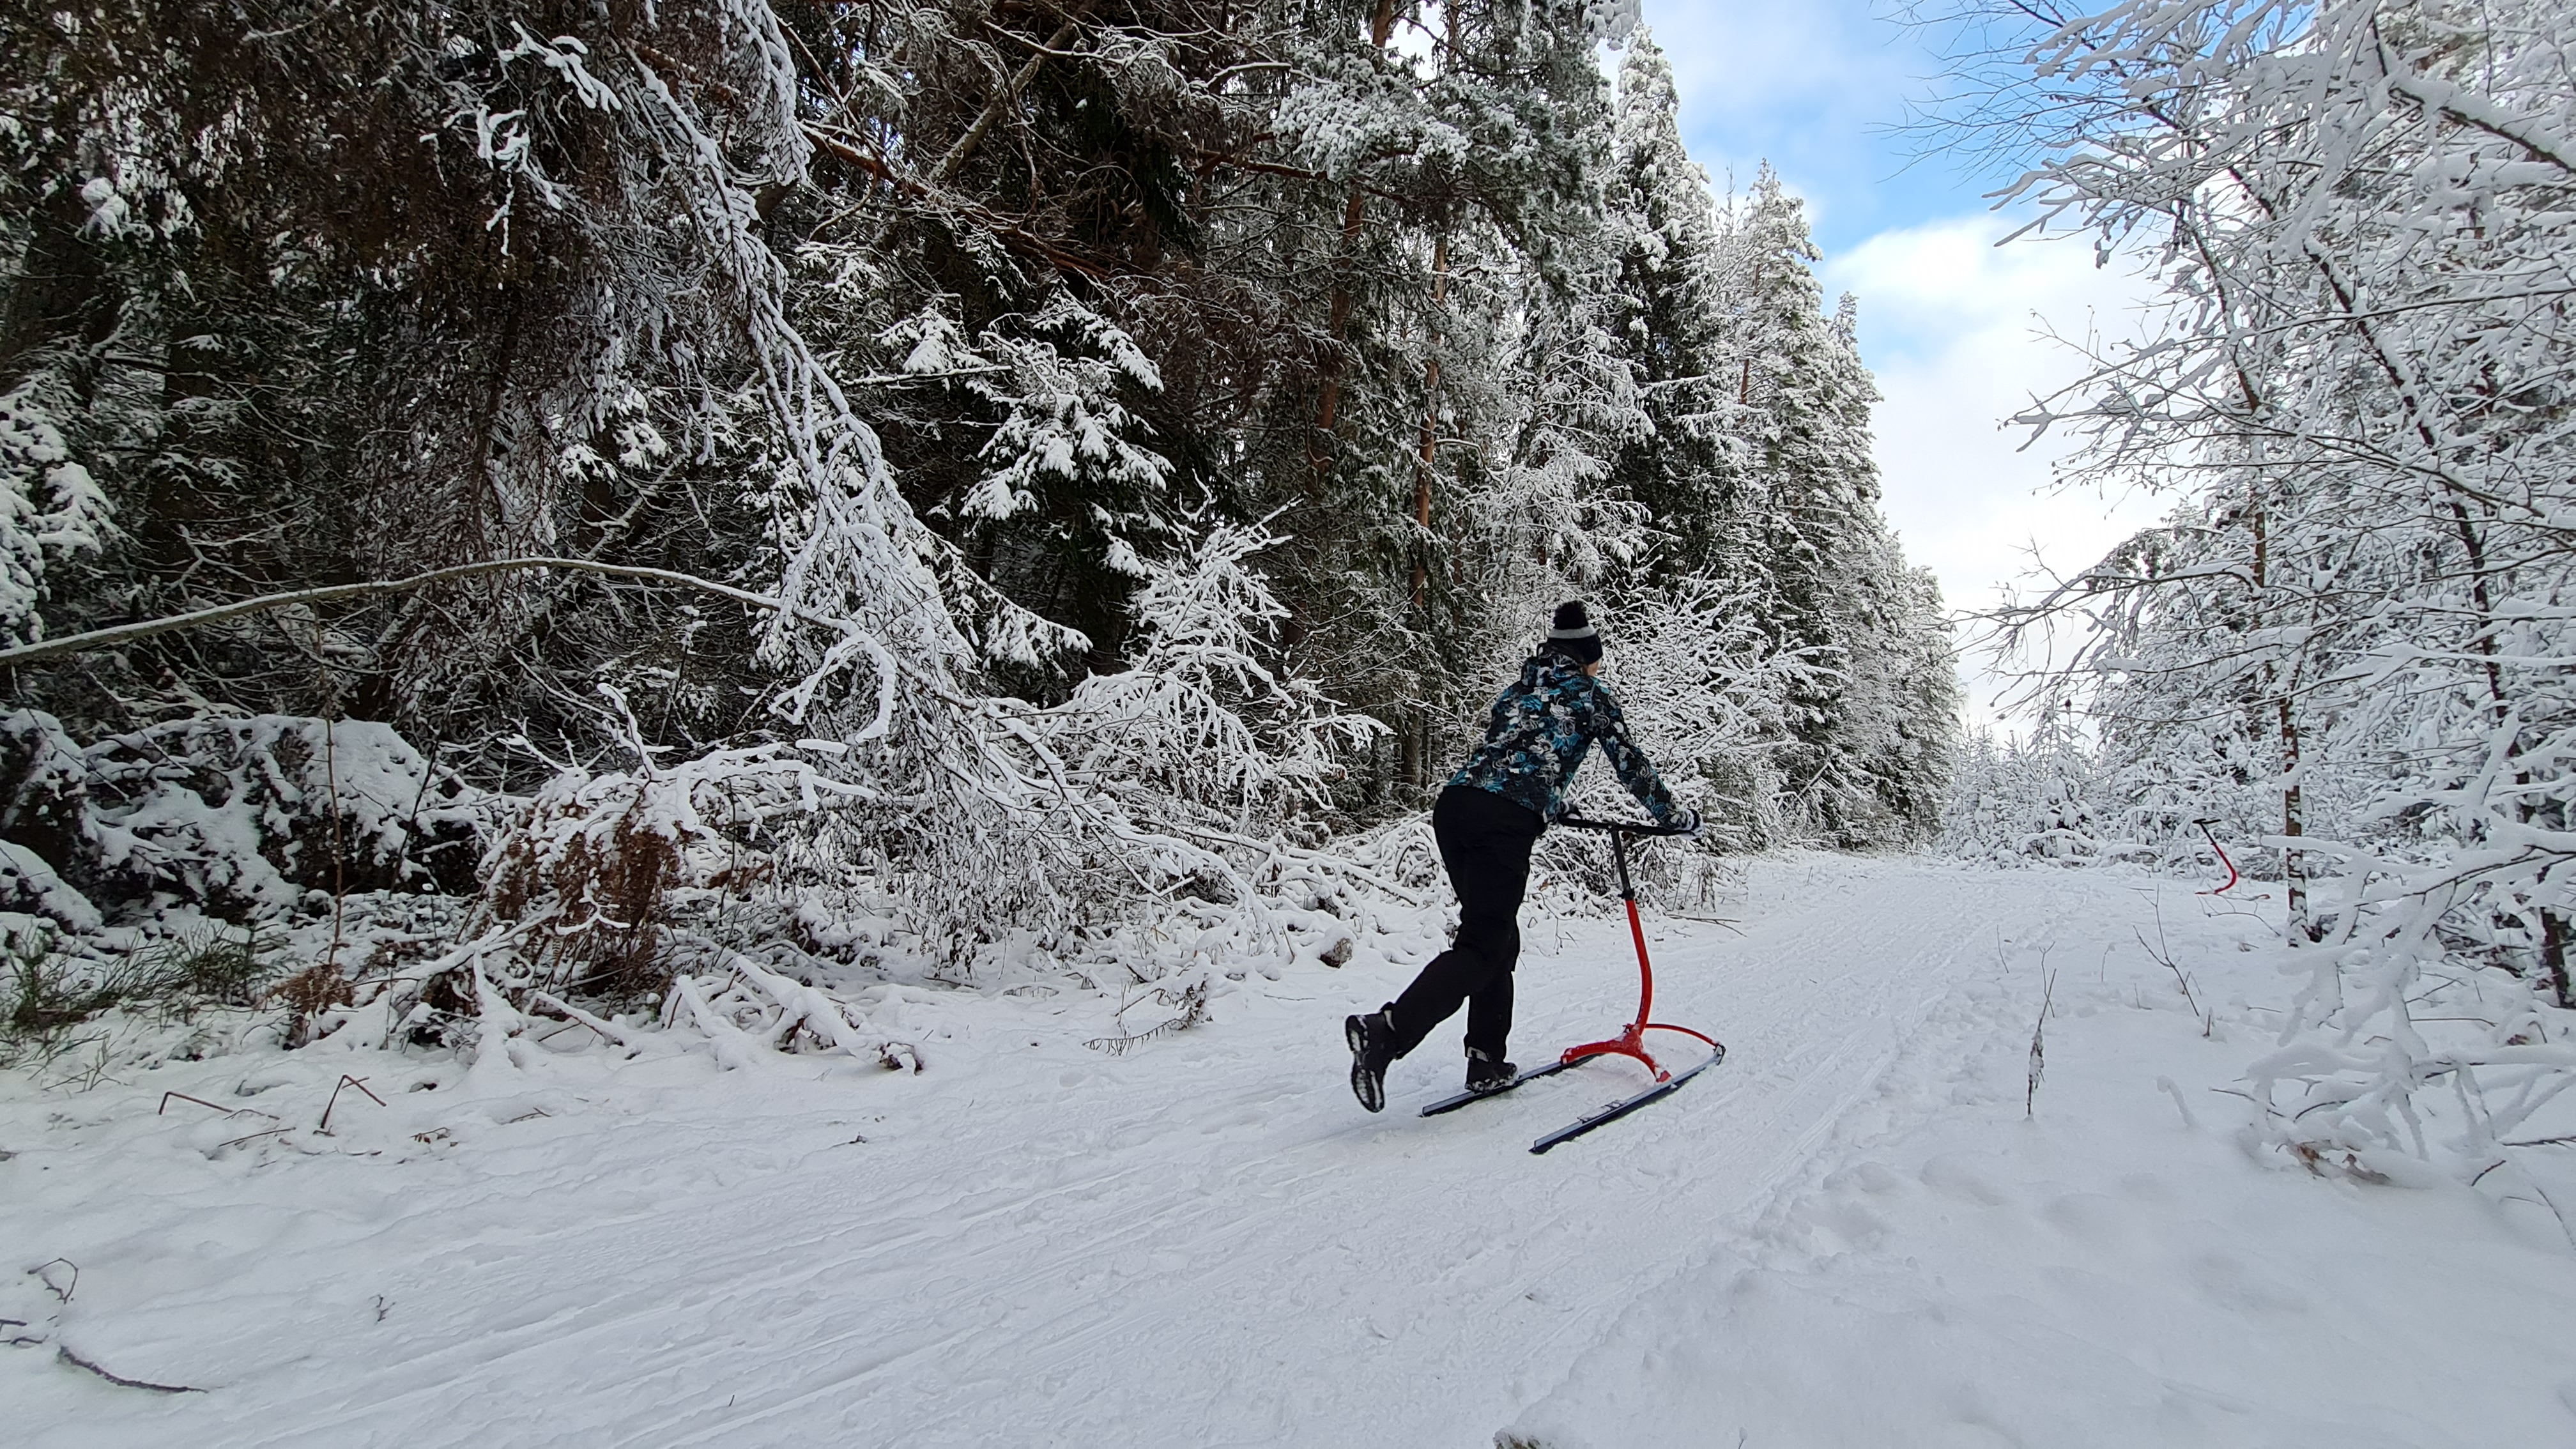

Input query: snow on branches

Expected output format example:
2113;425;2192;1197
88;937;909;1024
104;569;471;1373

0;0;1964;1083
1948;0;2576;1188
0;385;111;648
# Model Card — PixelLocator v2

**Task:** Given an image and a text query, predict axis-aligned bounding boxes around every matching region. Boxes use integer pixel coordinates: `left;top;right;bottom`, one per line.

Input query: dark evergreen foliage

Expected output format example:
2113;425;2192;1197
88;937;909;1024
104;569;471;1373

1;3;1959;940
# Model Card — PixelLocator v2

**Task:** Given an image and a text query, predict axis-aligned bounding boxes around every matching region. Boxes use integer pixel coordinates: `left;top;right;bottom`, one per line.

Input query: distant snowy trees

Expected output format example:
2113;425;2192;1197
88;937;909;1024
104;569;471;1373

0;3;1959;1054
1938;0;2576;1186
1602;38;1959;850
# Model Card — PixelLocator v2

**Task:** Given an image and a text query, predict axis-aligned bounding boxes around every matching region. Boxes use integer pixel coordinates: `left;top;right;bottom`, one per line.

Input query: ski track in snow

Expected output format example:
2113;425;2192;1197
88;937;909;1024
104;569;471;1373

8;856;2555;1446
1503;866;2576;1449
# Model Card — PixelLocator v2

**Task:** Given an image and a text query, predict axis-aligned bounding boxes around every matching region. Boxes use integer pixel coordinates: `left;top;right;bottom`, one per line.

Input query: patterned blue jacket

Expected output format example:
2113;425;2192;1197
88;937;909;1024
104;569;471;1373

1447;653;1687;827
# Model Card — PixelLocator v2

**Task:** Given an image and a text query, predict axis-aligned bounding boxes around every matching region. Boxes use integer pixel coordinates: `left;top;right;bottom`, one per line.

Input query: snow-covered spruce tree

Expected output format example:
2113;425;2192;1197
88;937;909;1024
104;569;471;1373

1267;0;1652;803
1420;240;1660;834
1583;583;1811;853
1838;544;1965;845
1603;30;1754;590
1940;0;2576;1186
1714;173;1950;847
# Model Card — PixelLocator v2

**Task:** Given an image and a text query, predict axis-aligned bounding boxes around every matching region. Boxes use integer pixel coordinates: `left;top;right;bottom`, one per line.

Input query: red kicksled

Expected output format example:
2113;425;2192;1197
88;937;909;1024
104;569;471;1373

1418;813;1726;1153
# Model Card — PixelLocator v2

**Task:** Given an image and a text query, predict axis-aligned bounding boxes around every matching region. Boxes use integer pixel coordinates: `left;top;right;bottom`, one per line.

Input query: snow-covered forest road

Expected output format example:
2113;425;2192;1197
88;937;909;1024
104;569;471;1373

12;856;2576;1447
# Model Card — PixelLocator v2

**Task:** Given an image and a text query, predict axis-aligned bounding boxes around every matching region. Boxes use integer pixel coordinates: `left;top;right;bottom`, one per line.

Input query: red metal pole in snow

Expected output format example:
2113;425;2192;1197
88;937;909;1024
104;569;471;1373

2195;818;2242;896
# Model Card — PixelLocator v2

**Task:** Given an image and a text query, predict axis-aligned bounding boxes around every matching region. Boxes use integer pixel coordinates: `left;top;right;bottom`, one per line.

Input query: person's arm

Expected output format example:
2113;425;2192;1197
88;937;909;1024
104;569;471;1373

1582;680;1690;828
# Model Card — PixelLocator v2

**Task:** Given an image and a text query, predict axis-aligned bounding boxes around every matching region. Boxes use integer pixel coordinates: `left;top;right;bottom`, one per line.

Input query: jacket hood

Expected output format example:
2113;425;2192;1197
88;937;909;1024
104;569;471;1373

1522;652;1585;686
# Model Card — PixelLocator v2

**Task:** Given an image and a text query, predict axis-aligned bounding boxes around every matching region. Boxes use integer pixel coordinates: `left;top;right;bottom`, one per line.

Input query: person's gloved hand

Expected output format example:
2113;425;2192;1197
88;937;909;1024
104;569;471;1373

1680;809;1706;840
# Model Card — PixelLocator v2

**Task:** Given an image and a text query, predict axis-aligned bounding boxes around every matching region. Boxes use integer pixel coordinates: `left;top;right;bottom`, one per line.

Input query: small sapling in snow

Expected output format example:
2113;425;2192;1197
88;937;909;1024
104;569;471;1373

2027;967;2055;1120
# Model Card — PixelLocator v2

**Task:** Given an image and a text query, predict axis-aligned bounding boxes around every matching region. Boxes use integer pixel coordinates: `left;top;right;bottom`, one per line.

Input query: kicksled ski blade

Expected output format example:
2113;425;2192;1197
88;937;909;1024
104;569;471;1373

1530;1044;1724;1154
1417;1057;1581;1117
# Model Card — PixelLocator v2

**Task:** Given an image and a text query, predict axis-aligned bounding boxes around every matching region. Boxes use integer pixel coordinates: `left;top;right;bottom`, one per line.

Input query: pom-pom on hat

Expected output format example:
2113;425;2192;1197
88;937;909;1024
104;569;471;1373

1546;601;1604;665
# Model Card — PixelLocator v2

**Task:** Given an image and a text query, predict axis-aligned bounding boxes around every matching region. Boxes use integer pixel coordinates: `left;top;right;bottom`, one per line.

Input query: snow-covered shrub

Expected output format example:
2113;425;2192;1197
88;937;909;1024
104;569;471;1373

471;687;870;1004
0;710;486;926
478;763;689;1004
1939;716;2105;865
790;516;1382;983
2242;706;2576;1192
2249;862;2576;1198
1043;516;1377;825
1517;582;1812;915
1589;583;1803;850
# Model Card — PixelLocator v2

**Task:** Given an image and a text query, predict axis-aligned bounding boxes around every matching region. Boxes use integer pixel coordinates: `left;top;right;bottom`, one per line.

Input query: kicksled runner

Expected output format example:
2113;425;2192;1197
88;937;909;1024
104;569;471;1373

1423;814;1726;1153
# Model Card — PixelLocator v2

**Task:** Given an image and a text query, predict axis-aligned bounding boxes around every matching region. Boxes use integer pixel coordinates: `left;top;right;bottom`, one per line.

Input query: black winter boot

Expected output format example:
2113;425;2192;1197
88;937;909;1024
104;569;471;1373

1466;1046;1517;1094
1346;1009;1397;1112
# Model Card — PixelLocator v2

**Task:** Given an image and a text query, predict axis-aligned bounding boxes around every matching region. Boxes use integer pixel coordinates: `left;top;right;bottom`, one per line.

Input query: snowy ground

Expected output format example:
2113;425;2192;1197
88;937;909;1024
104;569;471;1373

9;855;2576;1447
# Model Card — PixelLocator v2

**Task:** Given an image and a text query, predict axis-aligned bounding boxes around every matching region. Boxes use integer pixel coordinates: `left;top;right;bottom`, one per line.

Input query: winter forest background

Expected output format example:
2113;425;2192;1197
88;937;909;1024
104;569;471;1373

1;0;1953;1047
6;0;2576;1194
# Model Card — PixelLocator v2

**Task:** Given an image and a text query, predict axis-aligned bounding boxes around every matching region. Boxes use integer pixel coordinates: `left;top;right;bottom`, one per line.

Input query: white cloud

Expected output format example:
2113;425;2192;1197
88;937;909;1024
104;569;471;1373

1640;6;1906;121
1630;1;1927;230
1628;1;2168;730
1824;217;2170;728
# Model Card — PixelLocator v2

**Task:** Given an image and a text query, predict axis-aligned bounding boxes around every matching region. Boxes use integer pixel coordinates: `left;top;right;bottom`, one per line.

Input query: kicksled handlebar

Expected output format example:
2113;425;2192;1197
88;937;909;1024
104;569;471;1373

1556;814;1690;838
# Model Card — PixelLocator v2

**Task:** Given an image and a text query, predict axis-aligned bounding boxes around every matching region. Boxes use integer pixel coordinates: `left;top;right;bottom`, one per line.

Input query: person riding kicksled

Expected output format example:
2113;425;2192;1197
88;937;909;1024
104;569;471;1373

1346;601;1700;1112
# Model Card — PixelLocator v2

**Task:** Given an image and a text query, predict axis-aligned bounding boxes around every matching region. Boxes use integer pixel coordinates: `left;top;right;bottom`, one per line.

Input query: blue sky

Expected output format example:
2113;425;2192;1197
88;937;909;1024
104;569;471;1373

1635;1;2166;724
1638;1;1967;261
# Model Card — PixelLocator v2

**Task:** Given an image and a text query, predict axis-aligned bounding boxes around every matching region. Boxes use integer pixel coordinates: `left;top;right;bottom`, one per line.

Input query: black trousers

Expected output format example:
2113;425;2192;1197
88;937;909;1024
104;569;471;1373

1386;785;1545;1061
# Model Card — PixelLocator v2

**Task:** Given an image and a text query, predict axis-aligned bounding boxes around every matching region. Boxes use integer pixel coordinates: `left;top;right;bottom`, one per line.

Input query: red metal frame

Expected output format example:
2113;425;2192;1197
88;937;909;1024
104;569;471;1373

2195;818;2242;895
1554;822;1721;1084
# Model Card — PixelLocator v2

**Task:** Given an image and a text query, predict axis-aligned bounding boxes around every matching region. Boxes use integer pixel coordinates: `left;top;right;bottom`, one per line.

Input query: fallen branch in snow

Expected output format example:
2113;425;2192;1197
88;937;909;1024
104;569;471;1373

666;973;769;1071
702;946;892;1062
157;1092;274;1123
526;992;644;1050
1084;979;1209;1056
33;1259;76;1303
56;1346;203;1394
317;1075;385;1134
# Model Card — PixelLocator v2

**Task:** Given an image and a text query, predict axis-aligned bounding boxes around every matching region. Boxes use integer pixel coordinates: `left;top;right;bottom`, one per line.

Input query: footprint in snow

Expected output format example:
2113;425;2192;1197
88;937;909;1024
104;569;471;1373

1919;1153;2011;1207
